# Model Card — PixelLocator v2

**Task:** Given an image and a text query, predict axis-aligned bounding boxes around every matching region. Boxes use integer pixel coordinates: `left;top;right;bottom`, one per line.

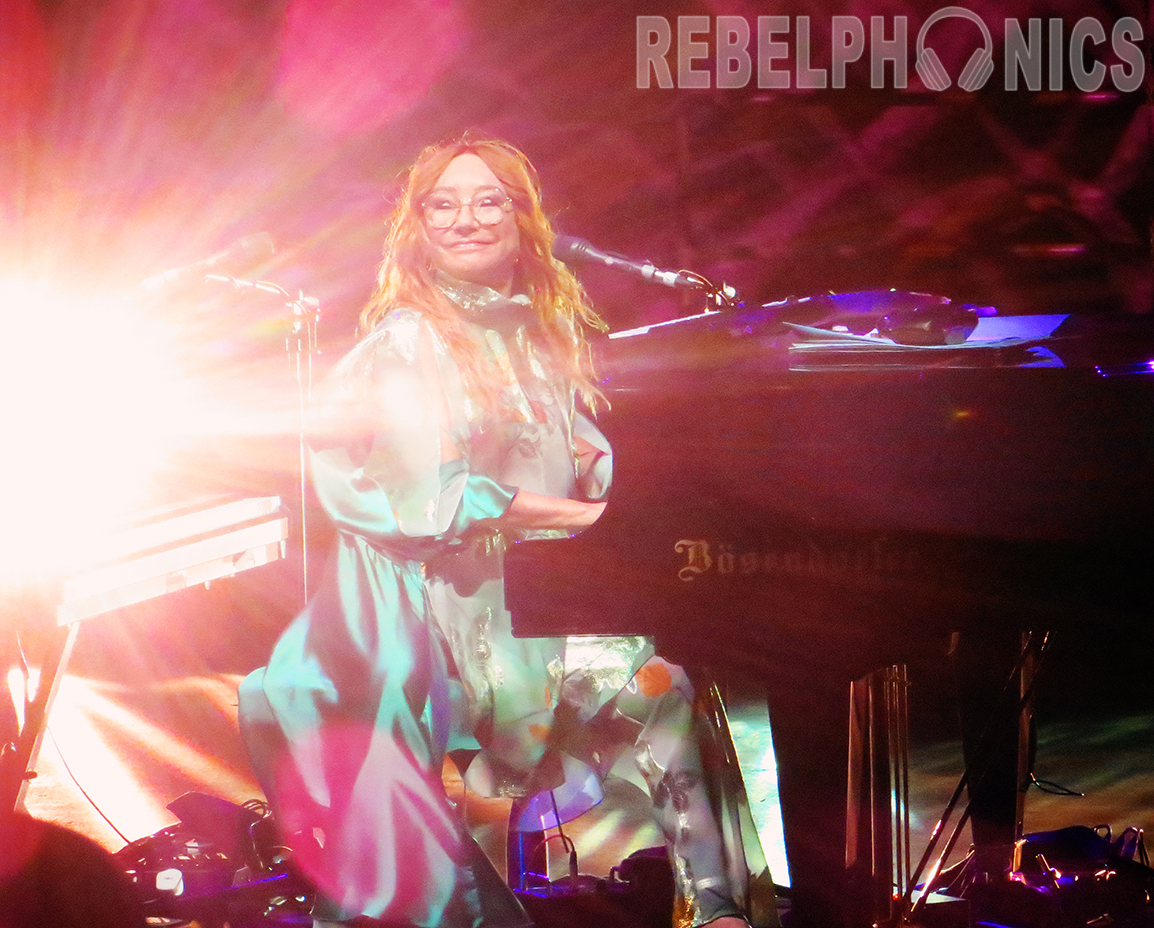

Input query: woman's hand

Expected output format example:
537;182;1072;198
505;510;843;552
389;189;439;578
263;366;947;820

499;489;606;530
574;436;602;478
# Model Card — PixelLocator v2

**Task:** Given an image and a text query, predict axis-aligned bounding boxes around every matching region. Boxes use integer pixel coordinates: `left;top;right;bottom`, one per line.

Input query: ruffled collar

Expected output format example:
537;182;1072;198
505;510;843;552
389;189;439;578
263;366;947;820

434;271;535;336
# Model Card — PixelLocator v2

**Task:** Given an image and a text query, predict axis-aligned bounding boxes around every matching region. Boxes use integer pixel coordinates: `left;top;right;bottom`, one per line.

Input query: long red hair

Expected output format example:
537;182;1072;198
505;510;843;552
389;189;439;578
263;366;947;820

360;136;607;411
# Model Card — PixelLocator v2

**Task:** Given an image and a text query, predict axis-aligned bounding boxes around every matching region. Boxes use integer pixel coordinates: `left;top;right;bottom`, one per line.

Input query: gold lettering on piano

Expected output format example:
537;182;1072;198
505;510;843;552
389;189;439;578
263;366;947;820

675;537;920;582
674;539;712;581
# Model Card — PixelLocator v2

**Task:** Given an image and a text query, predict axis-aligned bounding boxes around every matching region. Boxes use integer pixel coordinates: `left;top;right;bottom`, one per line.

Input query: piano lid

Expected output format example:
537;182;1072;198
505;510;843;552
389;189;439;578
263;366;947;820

601;292;1154;378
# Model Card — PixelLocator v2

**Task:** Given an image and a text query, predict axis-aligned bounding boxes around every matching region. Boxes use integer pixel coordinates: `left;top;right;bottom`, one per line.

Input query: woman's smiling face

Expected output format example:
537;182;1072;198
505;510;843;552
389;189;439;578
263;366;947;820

422;153;520;297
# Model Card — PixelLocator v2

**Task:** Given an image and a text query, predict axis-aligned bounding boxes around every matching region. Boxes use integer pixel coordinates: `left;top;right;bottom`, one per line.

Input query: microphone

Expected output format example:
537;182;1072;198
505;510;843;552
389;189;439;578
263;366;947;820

139;233;276;291
552;235;698;289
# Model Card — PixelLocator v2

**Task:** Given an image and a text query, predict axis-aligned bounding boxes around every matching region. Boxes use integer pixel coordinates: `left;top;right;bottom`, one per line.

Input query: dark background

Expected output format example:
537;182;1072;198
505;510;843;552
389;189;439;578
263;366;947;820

2;0;1151;339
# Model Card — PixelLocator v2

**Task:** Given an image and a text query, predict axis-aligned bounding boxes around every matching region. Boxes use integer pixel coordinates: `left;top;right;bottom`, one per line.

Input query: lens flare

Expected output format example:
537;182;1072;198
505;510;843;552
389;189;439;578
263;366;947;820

0;279;195;582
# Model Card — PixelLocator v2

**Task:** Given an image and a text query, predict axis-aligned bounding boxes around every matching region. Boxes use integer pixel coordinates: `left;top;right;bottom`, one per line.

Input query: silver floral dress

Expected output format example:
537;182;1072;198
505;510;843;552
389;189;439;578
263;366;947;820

238;277;775;928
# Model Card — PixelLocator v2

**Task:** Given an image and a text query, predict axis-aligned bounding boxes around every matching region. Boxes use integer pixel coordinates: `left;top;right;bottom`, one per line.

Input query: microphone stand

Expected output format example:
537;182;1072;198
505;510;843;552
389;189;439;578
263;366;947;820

553;235;741;311
605;275;742;342
207;274;320;607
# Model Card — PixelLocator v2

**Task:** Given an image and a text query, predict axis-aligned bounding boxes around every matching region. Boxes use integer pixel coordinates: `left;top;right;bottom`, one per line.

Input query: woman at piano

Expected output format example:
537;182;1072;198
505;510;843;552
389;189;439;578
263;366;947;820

238;136;772;928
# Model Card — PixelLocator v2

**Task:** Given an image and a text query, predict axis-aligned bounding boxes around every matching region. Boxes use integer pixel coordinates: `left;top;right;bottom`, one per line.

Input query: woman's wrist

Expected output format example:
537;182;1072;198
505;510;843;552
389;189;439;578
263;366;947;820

501;489;606;530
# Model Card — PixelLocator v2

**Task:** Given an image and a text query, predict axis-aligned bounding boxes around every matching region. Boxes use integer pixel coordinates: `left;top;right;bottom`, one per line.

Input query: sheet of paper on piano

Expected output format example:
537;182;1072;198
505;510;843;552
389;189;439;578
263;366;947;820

786;314;1069;369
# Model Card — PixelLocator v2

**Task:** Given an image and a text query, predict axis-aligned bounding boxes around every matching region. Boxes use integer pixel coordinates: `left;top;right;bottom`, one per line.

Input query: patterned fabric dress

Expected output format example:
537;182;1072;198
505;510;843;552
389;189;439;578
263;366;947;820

238;277;775;928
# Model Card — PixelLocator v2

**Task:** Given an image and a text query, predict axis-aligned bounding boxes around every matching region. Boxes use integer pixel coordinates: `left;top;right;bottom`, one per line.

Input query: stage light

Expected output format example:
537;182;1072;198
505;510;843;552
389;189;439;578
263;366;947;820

0;278;194;583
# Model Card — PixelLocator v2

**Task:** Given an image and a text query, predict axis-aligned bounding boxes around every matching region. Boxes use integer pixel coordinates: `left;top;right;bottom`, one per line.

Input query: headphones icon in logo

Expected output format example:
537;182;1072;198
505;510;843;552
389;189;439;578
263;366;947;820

915;6;995;91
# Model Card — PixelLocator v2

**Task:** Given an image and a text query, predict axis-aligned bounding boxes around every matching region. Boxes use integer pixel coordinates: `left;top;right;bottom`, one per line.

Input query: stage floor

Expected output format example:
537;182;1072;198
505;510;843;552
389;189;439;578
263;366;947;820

10;571;1154;923
19;669;1154;897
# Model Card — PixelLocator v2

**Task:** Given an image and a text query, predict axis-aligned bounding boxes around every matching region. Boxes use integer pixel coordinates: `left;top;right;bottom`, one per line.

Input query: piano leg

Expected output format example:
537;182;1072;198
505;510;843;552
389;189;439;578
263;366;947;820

948;628;1036;877
765;671;857;928
1;621;80;815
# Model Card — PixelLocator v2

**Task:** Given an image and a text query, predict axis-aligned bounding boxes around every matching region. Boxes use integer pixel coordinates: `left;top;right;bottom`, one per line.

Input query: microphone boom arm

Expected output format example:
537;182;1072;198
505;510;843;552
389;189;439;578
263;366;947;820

552;234;738;308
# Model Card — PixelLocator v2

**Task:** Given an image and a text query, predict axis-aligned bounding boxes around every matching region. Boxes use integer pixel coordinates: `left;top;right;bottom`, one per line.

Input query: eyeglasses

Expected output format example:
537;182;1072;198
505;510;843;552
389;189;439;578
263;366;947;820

421;189;514;229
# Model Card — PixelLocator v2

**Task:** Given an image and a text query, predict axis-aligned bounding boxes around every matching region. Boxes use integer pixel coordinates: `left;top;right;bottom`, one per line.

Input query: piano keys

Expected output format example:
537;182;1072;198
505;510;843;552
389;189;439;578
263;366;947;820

57;495;287;626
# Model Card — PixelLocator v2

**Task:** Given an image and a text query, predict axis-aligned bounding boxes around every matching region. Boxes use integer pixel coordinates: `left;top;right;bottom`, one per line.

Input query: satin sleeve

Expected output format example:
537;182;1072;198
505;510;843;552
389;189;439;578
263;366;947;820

573;410;612;502
307;312;517;559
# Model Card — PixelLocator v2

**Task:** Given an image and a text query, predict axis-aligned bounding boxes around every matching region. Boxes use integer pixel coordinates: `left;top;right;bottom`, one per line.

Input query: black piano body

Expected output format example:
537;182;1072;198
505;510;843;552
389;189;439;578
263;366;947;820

505;302;1154;927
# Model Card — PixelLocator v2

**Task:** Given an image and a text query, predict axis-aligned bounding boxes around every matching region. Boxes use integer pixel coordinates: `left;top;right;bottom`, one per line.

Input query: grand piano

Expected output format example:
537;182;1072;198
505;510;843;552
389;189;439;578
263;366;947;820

505;295;1154;927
